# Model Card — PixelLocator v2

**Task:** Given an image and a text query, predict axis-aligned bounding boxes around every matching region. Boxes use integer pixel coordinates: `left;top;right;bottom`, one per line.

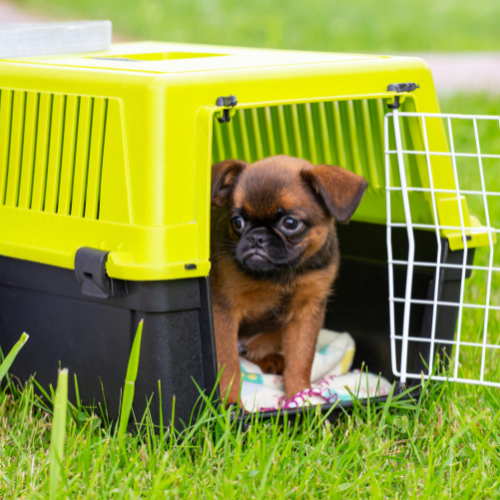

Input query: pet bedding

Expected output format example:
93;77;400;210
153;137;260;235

240;329;392;412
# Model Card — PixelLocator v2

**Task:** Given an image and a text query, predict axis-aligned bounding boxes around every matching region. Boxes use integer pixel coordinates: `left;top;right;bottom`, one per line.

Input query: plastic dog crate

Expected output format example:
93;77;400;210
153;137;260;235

0;40;493;424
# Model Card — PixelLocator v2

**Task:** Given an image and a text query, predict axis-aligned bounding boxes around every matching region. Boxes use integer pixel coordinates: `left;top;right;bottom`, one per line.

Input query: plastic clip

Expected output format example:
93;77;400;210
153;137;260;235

75;247;127;299
387;96;400;110
387;82;420;109
216;95;238;123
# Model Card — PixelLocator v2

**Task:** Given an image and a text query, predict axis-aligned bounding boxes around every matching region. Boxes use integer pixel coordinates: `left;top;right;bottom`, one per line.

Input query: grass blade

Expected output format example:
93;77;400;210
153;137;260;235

118;320;143;439
50;368;68;499
0;332;29;384
158;379;164;448
377;382;396;437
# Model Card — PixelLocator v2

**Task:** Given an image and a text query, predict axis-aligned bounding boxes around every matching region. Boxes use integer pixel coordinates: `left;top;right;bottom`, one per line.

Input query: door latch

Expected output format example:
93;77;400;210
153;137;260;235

387;82;420;109
75;247;127;299
215;95;238;123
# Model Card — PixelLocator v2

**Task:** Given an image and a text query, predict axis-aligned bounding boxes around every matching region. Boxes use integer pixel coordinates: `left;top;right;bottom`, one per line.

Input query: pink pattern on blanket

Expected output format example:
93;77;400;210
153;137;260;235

259;384;339;412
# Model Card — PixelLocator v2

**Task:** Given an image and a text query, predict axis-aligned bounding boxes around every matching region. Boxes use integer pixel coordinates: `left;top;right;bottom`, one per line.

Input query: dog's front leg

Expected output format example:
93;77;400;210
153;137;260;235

282;302;325;399
212;302;241;405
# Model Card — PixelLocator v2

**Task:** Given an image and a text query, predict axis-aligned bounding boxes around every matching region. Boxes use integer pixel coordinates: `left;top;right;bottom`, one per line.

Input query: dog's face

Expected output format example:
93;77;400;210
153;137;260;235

211;155;368;278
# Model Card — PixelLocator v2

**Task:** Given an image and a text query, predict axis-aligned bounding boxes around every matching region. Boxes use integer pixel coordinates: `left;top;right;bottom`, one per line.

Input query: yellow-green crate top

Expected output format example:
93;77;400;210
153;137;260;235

0;41;481;281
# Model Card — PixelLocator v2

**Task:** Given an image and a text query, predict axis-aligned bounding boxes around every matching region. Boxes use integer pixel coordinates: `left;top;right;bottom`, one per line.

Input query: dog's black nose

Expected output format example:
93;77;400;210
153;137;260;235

248;229;269;248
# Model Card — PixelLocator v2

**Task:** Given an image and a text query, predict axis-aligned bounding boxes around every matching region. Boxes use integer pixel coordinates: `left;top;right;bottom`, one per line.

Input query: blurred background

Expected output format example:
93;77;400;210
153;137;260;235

6;0;499;52
3;0;500;96
2;0;499;97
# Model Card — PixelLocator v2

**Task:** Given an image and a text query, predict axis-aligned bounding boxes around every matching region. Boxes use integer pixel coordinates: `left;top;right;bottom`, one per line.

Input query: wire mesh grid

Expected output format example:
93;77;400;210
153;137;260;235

385;109;500;387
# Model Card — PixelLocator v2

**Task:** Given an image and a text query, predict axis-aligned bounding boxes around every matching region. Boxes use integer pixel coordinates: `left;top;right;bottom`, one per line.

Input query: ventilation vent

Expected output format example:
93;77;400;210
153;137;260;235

213;99;387;190
0;89;109;219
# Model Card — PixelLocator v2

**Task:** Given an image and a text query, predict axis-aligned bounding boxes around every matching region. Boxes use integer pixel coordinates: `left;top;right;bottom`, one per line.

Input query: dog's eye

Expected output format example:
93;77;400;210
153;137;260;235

280;217;302;233
231;216;245;232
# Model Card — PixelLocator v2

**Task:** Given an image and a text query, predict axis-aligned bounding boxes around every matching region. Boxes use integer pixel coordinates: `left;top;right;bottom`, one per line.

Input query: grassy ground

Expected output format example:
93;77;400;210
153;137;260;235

1;95;500;499
1;373;499;499
15;0;500;53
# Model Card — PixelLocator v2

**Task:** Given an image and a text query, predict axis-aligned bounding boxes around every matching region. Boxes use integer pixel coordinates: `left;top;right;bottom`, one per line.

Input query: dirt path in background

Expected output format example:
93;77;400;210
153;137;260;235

0;0;50;23
411;53;500;95
0;0;129;41
1;0;499;94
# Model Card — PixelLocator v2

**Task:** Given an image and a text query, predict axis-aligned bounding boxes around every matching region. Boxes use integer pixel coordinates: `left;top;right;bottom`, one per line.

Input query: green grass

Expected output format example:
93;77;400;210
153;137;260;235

1;364;500;498
1;95;500;499
15;0;500;53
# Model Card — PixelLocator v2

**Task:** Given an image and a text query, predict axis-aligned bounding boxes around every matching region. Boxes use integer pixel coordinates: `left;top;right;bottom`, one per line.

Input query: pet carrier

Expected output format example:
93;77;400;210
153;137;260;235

0;35;495;424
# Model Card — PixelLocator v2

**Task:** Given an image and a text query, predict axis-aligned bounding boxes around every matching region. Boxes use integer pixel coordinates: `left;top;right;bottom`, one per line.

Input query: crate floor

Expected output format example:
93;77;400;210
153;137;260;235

240;329;392;412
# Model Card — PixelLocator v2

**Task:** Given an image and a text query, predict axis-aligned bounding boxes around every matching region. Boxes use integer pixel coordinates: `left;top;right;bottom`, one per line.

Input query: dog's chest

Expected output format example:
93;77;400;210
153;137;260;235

237;292;291;338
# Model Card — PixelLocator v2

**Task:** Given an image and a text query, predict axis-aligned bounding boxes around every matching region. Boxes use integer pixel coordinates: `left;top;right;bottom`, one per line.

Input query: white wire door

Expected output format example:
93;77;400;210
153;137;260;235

385;109;500;387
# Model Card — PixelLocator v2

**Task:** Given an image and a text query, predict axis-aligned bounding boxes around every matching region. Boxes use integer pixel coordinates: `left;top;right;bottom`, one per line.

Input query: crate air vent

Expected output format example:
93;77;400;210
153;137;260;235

0;89;109;220
212;99;387;191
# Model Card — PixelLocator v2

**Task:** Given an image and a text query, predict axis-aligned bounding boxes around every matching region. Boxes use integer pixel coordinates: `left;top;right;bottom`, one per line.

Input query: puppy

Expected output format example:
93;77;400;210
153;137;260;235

210;155;368;405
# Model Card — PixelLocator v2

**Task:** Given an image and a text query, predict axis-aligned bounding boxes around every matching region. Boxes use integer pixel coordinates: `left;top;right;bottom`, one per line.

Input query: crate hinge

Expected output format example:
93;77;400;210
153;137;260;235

387;82;420;109
215;95;238;123
75;247;127;299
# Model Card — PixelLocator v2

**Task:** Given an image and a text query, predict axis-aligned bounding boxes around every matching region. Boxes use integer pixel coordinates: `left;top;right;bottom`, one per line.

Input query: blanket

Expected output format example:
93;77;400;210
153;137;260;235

240;329;392;412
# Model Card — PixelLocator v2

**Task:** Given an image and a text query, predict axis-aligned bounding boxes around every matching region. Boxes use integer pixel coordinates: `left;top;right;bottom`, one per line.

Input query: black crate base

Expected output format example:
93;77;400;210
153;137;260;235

0;222;470;426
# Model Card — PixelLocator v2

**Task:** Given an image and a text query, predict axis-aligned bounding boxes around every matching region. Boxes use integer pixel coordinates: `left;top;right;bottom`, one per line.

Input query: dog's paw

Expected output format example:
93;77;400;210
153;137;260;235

255;354;285;375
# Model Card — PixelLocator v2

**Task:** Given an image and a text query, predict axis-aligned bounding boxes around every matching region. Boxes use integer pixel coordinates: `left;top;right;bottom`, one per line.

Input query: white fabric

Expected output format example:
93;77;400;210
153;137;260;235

240;329;392;412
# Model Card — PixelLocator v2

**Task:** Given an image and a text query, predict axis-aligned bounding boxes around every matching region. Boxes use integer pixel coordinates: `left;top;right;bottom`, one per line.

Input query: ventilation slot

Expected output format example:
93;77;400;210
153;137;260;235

0;88;108;219
213;99;387;190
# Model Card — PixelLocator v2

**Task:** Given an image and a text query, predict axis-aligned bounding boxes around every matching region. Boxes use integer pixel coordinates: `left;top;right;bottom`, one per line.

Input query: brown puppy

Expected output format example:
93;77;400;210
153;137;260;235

210;155;368;405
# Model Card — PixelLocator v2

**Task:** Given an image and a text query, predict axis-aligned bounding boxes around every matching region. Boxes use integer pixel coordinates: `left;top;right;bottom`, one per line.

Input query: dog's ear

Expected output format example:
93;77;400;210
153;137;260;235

301;165;368;222
211;159;247;208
